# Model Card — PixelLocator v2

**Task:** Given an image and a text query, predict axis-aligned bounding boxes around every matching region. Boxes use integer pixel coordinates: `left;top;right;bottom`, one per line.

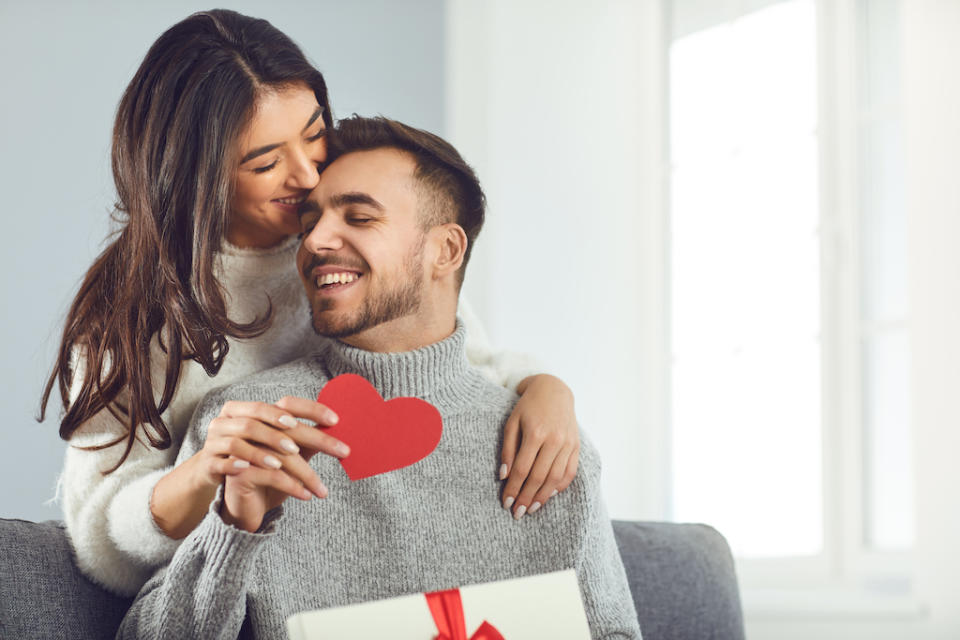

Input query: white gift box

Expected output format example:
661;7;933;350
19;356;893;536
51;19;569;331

286;569;592;639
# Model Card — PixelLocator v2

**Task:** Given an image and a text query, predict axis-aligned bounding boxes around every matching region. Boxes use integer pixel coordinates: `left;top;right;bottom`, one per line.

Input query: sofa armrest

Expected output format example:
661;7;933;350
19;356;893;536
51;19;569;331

0;518;132;640
613;520;745;640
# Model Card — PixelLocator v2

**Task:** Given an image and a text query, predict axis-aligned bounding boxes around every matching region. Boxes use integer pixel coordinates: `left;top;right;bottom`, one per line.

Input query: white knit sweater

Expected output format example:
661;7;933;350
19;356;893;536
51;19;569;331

59;236;538;597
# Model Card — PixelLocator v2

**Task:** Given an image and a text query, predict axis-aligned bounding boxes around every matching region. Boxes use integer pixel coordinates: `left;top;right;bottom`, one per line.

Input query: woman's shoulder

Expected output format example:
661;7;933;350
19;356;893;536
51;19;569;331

199;351;328;410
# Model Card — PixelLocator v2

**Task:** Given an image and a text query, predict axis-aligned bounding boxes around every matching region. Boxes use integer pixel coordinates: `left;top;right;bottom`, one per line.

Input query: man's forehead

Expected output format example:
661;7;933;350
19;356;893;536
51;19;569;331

313;148;416;200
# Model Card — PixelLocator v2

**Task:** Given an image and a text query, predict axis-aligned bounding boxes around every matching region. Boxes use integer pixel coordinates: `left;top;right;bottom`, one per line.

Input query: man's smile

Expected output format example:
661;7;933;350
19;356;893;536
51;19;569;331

317;272;359;287
308;264;365;296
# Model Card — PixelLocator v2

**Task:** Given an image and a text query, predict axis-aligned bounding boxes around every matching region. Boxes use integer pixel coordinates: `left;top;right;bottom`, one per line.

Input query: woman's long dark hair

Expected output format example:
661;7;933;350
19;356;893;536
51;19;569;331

39;10;333;471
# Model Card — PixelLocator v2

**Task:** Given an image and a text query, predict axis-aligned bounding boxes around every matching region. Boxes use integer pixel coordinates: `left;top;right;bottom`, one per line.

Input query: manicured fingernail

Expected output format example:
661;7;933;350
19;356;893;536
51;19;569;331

514;505;527;520
503;496;515;510
233;460;250;469
301;487;312;500
550;489;559;498
278;415;298;429
264;455;282;469
499;464;508;480
336;443;351;457
313;481;328;499
326;410;339;425
281;440;300;454
529;501;542;514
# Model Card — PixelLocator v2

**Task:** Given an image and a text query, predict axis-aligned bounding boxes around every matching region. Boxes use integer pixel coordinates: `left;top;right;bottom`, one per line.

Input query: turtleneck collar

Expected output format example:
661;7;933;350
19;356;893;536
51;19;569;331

312;319;472;401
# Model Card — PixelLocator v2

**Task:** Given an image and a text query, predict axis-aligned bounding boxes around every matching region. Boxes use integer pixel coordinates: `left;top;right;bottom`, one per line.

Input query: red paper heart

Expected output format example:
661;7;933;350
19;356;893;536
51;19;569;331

317;373;443;481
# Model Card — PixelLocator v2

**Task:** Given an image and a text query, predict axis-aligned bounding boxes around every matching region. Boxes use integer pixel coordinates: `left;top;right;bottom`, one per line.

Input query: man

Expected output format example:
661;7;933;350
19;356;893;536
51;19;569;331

119;116;641;639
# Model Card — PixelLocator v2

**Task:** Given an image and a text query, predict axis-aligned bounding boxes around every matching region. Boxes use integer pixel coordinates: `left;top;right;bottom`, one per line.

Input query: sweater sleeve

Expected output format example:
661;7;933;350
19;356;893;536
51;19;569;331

59;349;184;597
116;492;280;640
573;438;643;638
118;393;281;640
458;296;544;391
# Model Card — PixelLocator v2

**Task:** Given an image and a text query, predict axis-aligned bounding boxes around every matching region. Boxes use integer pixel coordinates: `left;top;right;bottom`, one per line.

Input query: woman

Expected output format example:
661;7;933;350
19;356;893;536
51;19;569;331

41;9;580;597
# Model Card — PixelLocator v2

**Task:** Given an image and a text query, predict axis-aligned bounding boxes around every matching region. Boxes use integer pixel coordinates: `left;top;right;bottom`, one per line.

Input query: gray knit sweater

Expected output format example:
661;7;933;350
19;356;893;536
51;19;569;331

118;323;641;639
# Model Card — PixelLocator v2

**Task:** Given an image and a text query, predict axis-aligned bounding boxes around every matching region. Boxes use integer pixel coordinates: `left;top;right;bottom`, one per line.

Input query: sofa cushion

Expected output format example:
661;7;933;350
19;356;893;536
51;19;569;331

0;517;745;639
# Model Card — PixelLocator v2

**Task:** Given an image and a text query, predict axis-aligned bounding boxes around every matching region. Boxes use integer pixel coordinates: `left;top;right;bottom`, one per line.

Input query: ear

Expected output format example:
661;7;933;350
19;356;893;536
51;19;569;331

426;223;468;280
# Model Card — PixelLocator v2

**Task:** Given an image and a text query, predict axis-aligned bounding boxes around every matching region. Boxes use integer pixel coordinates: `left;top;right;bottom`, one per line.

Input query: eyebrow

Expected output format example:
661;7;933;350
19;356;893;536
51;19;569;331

301;106;324;133
298;191;384;218
331;192;384;211
240;106;326;164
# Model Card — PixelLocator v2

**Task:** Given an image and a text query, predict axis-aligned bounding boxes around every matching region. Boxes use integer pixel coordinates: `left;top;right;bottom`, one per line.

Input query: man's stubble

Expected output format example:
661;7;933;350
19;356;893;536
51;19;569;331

309;236;426;339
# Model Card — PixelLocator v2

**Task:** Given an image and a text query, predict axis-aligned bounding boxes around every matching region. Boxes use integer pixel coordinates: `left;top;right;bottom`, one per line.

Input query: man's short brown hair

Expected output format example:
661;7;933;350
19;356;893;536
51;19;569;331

326;116;486;285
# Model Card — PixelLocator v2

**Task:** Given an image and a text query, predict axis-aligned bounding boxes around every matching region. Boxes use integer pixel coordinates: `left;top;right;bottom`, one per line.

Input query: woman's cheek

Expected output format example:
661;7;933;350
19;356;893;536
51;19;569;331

234;172;276;211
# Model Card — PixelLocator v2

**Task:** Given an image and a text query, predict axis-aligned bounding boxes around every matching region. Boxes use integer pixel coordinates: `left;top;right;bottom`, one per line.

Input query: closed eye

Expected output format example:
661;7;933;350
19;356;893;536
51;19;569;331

252;159;279;174
307;129;327;142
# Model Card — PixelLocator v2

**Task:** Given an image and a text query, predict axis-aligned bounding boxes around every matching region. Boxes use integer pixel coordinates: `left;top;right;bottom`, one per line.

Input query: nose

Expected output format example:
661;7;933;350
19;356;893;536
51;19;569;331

286;143;323;191
302;213;344;254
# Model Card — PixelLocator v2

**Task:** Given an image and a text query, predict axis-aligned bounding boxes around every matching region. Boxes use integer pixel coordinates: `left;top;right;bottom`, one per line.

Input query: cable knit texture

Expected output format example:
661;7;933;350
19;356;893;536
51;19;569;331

58;236;540;596
118;323;641;639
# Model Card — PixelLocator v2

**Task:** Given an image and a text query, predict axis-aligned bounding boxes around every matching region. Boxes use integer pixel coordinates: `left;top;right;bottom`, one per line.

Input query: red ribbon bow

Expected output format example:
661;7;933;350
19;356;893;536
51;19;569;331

425;589;505;640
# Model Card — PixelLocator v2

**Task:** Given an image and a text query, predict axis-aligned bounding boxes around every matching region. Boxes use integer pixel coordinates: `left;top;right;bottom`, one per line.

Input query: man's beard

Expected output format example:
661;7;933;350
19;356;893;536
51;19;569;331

309;244;425;339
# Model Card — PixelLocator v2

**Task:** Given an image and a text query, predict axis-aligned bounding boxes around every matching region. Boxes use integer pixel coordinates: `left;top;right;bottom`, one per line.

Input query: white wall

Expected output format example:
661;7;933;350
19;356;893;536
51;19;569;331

447;0;670;521
902;0;960;636
0;0;446;521
448;0;960;637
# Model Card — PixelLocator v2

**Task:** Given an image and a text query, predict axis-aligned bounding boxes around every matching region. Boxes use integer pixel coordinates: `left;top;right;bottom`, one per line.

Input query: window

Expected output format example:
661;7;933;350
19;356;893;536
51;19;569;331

668;0;912;590
856;0;912;554
669;0;822;558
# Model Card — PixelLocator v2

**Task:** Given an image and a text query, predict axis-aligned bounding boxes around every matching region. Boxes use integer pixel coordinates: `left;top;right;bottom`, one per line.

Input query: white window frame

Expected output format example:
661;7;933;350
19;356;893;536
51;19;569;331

665;0;921;617
817;0;915;599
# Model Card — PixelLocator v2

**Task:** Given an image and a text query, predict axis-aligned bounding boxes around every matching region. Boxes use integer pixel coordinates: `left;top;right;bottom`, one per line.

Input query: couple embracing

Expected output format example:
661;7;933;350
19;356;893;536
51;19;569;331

44;9;640;639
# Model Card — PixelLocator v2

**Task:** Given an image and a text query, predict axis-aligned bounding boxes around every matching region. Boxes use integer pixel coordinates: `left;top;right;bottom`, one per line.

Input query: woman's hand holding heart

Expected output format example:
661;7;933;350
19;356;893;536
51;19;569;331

151;396;349;538
217;396;352;533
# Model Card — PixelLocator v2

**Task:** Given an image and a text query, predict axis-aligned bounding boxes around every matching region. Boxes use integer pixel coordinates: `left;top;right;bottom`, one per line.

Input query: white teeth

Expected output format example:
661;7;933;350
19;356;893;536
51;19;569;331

317;272;359;287
275;197;305;205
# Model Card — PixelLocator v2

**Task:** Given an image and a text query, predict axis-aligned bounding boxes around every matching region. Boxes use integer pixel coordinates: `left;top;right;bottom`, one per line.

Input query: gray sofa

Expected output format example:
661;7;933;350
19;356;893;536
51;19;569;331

0;518;744;639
